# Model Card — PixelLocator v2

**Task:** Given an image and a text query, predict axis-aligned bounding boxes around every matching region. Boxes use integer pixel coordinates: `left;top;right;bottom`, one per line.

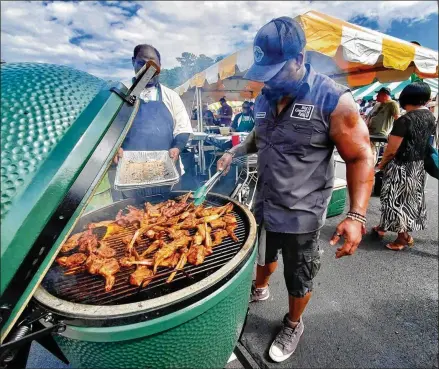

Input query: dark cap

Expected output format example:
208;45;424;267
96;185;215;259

244;17;306;82
375;87;391;95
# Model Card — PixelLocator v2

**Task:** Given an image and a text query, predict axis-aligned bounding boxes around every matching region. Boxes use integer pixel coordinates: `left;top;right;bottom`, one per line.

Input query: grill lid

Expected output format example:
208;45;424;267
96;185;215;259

0;63;132;341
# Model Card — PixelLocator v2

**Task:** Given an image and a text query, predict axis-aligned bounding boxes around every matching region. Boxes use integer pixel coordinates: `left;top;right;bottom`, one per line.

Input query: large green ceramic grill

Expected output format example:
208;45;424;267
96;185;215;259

0;63;257;368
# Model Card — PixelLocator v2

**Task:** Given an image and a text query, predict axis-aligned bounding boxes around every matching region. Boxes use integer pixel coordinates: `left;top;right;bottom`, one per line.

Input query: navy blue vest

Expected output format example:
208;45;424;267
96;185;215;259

254;64;349;233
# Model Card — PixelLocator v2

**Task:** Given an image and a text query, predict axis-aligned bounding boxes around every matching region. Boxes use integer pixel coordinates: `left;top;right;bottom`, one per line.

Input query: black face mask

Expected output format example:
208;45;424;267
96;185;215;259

262;80;304;102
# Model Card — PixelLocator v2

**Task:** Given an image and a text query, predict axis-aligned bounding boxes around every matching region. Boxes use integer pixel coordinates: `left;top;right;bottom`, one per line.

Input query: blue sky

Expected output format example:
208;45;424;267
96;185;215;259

1;1;438;82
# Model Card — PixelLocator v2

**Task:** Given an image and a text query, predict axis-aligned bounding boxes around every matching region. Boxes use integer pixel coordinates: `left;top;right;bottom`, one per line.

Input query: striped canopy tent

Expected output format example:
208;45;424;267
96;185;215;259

175;10;438;110
352;78;438;101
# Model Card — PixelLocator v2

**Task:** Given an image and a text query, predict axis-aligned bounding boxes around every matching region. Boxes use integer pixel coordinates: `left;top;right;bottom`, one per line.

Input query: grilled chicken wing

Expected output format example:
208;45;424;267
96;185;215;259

60;232;84;253
56;253;87;268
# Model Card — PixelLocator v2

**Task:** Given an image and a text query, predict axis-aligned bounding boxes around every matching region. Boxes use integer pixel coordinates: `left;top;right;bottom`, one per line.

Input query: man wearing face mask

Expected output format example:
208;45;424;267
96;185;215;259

217;17;374;362
115;44;192;171
231;101;255;132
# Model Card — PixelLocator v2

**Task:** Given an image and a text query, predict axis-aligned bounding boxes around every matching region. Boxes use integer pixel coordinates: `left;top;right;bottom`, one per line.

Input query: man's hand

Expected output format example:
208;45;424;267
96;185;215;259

169;148;180;161
330;218;366;258
113;148;123;165
217;153;233;175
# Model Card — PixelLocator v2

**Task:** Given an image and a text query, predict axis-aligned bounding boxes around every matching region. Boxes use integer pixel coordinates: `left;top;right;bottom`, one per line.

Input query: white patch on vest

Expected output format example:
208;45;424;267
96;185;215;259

255;112;266;118
291;104;314;120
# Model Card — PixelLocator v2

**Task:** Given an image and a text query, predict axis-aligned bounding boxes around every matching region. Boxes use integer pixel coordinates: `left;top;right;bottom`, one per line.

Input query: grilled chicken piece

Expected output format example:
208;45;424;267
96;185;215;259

115;205;146;228
162;193;191;218
159;253;180;268
130;266;154;287
167;249;188;283
167;228;190;240
98;258;120;292
122;234;137;246
78;230;99;254
212;229;228;246
60;232;84;253
153;236;192;273
223;214;237;225
187;245;213;266
223;213;238;242
144;202;163;217
56;253;87;268
140;240;164;258
195;203;233;218
85;255;107;275
209;219;226;229
226;224;239;242
96;241;116;258
178;214;198;229
119;256;154;268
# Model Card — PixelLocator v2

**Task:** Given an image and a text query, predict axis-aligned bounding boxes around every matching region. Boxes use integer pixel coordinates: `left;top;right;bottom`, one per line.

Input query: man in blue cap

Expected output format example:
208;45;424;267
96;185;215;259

218;17;374;362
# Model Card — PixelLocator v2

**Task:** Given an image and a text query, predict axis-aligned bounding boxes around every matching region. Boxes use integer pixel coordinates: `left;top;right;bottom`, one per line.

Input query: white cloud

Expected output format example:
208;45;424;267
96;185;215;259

1;1;437;82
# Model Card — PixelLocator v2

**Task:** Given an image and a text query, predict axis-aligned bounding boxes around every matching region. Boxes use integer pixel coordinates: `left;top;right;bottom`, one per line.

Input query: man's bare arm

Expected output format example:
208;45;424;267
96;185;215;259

229;129;258;157
330;93;375;216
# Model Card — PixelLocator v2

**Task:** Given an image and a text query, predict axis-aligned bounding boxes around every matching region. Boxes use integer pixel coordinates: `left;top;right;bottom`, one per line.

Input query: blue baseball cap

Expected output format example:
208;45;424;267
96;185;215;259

244;17;306;82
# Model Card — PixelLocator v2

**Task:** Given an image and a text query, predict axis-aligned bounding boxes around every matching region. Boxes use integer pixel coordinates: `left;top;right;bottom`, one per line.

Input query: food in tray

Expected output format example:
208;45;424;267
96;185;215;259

120;159;168;184
56;193;238;292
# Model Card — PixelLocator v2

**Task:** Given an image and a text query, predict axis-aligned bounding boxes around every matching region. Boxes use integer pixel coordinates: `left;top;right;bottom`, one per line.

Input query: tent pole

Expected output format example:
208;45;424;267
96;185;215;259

198;87;206;175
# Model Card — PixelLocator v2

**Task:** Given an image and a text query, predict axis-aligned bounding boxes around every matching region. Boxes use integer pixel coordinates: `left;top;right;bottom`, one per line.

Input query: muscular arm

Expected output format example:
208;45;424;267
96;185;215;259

330;93;375;216
229;129;257;157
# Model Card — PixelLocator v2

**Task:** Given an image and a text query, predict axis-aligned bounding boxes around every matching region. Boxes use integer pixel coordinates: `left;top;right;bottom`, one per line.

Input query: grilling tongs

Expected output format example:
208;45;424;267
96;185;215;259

193;169;225;206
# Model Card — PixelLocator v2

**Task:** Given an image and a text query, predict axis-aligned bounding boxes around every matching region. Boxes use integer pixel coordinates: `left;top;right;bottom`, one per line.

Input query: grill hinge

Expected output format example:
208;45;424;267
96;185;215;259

0;306;68;368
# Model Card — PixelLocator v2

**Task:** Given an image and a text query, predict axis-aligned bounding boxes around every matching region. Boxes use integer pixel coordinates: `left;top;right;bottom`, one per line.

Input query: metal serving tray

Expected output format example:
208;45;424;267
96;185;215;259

114;150;179;189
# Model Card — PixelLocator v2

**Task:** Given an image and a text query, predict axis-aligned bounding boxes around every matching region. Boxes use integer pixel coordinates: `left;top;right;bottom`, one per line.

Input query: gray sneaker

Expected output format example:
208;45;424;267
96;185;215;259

269;315;304;363
249;282;270;302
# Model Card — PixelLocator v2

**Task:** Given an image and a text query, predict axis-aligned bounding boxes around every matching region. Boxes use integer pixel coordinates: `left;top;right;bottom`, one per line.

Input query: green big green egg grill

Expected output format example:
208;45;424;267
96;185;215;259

0;63;257;368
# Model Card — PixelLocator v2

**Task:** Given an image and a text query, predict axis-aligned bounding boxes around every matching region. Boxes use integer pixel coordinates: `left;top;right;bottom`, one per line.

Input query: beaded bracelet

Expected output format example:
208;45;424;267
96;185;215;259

346;211;367;225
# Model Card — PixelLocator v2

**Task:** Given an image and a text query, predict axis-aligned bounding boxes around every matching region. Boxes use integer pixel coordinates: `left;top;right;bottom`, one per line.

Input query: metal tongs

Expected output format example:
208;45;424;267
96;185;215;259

193;169;225;206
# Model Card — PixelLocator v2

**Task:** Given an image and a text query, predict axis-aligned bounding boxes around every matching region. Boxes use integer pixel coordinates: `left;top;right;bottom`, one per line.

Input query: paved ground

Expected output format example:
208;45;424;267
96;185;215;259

240;164;438;369
25;163;438;368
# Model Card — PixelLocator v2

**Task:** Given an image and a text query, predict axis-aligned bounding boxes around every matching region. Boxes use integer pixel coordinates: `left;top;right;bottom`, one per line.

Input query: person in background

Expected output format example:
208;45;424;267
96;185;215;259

372;82;436;250
217;97;233;126
114;44;193;195
202;103;215;125
366;87;400;136
217;17;374;363
366;88;400;163
231;101;255;132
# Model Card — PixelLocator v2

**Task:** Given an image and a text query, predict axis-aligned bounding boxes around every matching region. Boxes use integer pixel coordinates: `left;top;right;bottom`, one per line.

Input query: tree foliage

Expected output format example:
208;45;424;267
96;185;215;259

159;52;220;89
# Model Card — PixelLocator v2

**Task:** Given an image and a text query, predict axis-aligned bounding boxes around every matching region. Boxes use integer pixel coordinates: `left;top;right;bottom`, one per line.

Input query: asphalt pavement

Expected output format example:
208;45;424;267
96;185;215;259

25;163;438;368
240;164;438;369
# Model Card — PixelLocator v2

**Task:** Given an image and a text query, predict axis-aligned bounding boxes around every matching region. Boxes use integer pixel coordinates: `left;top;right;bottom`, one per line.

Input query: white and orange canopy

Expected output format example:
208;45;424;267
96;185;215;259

175;10;438;105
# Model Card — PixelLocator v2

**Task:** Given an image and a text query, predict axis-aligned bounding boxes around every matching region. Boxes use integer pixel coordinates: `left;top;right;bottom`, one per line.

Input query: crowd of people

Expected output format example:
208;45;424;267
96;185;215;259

192;97;255;132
